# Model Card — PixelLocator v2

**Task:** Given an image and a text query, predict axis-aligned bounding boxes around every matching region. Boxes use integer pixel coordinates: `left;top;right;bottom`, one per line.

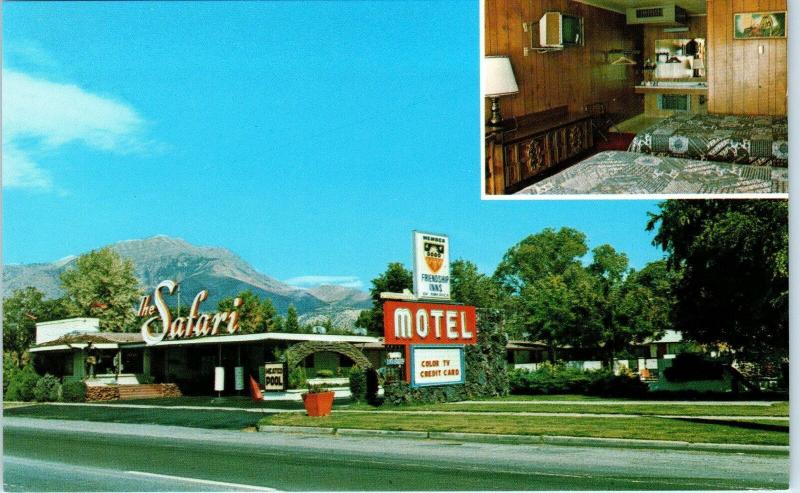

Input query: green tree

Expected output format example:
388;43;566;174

647;200;788;354
3;287;68;367
59;247;141;332
494;227;589;296
494;228;591;346
587;244;630;364
284;304;300;333
615;260;675;346
513;265;601;360
217;289;267;334
359;262;413;336
450;259;504;308
217;290;280;334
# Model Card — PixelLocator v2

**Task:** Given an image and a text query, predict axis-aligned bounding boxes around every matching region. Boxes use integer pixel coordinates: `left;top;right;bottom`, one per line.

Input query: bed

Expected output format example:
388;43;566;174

627;113;788;167
516;151;787;195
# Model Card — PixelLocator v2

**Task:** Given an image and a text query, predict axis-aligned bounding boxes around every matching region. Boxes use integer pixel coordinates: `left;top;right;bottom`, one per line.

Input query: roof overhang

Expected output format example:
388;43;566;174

123;332;381;349
29;342;120;353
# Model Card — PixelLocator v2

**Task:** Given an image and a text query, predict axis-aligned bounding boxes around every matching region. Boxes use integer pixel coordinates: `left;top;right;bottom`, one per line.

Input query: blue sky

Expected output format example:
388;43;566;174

3;1;665;290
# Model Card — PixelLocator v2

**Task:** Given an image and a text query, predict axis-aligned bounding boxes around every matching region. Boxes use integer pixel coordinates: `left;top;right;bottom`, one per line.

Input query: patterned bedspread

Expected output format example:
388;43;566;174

517;151;787;195
628;113;788;167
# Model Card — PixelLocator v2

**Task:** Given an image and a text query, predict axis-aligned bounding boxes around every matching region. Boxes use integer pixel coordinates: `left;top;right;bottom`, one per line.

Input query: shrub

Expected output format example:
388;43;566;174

315;369;334;378
3;355;18;394
509;364;647;397
348;368;366;402
136;373;155;384
5;365;40;401
33;374;62;402
336;367;353;378
288;366;307;389
586;369;648;398
62;380;87;402
305;383;329;394
508;363;591;395
664;353;724;382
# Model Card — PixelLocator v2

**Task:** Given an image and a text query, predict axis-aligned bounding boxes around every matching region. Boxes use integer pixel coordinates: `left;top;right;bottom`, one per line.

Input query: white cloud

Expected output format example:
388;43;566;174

2;69;152;190
284;275;365;289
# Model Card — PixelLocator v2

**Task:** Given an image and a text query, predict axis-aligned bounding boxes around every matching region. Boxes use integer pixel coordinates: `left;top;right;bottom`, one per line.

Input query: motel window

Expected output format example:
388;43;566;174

122;350;143;374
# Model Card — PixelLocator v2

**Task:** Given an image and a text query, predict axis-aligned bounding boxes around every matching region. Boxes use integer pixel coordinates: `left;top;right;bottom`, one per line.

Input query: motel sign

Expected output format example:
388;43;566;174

383;301;477;345
382;231;478;387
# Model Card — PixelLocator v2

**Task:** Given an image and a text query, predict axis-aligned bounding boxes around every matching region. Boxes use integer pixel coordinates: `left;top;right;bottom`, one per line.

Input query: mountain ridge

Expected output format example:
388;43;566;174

3;236;371;326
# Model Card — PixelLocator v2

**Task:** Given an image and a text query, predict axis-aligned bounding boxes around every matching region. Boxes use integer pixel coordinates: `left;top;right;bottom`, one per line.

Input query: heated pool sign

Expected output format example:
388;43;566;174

412;231;450;300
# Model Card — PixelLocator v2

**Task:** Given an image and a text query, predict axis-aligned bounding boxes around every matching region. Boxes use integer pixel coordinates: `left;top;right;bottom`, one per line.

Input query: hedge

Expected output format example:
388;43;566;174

508;364;647;397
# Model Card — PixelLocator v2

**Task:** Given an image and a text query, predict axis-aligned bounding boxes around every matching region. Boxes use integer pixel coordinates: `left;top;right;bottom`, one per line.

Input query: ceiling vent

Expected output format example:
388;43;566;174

626;3;688;25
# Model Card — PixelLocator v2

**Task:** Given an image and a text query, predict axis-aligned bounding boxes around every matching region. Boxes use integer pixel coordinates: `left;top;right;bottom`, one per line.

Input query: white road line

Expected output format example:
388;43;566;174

125;470;279;491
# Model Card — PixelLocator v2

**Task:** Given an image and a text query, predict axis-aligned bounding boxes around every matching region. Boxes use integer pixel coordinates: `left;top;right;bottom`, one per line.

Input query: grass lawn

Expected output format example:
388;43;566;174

417;401;789;416
259;412;788;446
341;400;789;417
5;394;787;446
4;403;263;430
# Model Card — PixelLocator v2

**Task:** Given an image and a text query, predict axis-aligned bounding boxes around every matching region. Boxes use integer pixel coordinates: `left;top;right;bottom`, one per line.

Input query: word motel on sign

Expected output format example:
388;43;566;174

139;280;242;345
383;301;477;345
394;307;472;340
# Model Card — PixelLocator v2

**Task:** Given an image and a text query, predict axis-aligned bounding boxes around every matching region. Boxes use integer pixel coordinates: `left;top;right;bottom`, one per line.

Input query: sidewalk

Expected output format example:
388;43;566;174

257;424;789;454
456;400;780;406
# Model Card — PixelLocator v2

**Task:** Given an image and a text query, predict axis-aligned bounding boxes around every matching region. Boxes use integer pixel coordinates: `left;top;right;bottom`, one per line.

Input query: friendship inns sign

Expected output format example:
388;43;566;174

138;280;242;345
412;231;450;300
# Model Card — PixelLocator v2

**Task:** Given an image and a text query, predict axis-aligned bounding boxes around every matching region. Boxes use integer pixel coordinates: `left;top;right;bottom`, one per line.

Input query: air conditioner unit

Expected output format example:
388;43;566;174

626;3;688;26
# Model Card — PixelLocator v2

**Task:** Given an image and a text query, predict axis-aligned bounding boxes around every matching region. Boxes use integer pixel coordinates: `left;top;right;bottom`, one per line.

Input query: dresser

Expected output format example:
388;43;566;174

486;107;594;195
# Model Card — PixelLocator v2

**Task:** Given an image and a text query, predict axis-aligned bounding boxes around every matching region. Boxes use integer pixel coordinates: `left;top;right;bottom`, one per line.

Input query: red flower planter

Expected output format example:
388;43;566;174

302;390;335;417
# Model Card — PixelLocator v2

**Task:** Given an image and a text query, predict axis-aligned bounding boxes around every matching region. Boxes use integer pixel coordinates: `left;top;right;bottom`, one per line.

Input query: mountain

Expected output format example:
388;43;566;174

306;285;371;307
3;236;370;322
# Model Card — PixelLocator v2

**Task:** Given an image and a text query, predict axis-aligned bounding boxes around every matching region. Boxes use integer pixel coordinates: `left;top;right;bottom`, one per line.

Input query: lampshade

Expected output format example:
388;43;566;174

483;56;519;97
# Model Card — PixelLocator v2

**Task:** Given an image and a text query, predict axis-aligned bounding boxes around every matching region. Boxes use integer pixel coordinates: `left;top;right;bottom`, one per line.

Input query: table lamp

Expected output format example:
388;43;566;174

484;56;519;131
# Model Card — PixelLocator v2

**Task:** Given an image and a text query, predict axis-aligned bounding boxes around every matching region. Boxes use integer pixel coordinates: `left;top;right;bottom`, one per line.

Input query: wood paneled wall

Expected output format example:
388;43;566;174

707;0;787;115
485;0;643;123
643;16;708;62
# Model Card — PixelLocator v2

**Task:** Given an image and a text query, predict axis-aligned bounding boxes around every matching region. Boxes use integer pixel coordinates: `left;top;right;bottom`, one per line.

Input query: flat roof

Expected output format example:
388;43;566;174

30;331;381;352
124;331;381;348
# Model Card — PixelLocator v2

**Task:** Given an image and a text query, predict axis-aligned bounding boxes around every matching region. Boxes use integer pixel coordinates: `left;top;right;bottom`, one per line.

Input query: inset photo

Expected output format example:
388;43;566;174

483;0;788;197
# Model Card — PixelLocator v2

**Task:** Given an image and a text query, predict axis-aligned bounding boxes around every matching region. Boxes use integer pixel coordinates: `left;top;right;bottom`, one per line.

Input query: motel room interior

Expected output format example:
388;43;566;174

483;0;788;195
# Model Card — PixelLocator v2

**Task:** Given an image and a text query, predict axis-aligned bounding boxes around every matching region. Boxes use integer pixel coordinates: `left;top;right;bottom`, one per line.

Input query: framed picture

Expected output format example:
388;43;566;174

734;11;786;39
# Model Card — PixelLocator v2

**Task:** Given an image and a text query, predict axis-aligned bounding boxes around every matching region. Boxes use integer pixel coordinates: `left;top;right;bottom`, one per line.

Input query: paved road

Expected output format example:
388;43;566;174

4;418;789;491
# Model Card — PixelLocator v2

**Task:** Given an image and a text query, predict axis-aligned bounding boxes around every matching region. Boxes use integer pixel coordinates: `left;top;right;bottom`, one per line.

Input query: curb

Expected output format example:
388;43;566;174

257;426;789;453
429;431;542;444
258;425;334;434
338;428;428;439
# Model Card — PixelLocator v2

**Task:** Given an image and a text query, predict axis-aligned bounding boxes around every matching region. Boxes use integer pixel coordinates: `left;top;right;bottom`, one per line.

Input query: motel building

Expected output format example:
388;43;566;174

29;315;383;397
26;232;694;398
